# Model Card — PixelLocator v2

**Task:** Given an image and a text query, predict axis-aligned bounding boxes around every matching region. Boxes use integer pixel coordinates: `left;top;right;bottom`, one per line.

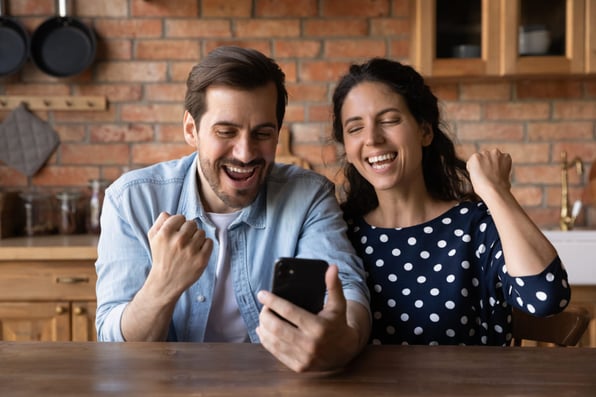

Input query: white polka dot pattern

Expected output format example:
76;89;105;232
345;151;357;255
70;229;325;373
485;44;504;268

347;201;571;346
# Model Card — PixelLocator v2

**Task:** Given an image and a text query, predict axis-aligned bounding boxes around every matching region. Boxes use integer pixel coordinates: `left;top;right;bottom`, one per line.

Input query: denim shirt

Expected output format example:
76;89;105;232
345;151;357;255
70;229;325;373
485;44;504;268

95;152;370;342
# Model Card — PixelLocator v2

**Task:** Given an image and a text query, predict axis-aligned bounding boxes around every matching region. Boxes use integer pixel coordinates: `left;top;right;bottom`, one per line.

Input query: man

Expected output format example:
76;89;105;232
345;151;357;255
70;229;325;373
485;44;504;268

95;46;370;373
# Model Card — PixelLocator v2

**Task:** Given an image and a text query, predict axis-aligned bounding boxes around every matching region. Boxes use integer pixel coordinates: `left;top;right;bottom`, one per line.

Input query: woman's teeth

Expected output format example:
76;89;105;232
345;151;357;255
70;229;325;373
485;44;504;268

367;153;396;169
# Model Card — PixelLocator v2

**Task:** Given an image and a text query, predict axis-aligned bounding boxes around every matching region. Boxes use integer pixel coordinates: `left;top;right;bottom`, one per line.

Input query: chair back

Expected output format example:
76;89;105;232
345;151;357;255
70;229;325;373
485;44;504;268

512;306;591;347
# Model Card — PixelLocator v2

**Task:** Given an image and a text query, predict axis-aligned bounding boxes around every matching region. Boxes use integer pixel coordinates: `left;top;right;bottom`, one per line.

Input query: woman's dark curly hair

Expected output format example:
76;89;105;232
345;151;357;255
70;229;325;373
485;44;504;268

331;58;478;218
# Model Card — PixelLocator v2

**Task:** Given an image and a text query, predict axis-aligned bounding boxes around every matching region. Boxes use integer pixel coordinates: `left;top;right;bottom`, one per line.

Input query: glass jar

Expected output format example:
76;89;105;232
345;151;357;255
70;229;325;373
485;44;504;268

55;191;82;235
87;179;110;234
19;189;55;236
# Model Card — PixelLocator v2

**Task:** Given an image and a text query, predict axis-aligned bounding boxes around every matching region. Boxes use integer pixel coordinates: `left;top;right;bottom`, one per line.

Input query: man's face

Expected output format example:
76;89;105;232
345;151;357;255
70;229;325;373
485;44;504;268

184;83;279;213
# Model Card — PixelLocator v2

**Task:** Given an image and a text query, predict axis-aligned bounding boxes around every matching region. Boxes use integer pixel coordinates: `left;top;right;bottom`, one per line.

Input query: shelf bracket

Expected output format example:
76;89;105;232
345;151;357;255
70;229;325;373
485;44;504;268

0;96;107;111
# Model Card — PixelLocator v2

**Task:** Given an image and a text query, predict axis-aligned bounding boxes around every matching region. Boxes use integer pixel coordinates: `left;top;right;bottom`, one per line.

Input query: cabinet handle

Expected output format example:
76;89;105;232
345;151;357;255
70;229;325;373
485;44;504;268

56;276;90;284
55;306;67;314
74;306;86;315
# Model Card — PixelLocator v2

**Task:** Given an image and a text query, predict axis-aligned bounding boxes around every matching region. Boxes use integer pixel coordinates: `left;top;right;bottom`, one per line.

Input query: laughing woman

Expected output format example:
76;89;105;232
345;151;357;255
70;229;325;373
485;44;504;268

331;58;570;346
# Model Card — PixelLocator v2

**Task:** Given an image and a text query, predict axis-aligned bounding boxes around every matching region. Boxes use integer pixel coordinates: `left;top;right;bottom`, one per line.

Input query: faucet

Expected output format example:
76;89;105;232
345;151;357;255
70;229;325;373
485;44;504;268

560;151;584;231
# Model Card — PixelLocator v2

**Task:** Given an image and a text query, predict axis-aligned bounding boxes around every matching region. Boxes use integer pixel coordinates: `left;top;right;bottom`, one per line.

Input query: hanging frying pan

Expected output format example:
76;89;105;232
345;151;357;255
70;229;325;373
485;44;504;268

30;0;96;77
0;0;30;76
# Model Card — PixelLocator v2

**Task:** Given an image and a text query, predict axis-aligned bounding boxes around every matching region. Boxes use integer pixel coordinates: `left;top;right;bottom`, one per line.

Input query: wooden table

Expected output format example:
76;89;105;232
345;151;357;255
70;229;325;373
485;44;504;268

1;342;595;396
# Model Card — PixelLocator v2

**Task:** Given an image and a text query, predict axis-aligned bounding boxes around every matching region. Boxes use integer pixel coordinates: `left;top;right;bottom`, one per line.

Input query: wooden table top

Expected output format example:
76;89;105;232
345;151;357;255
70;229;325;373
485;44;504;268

1;342;595;396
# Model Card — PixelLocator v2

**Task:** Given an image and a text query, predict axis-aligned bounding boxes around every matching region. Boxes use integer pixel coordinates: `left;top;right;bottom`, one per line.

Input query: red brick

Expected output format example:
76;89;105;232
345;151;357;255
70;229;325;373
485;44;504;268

442;103;482;121
278;61;297;83
90;124;154;143
429;82;458;101
511;186;544;207
60;144;130;165
202;0;252;17
308;104;333;122
166;19;231;38
32;166;100;187
293;142;338;165
274;40;322;58
170;62;199;82
457;122;524;141
299;60;352;82
94;19;163;38
75;0;129;17
131;0;198;17
290;122;328;142
0;166;28;187
136;40;200;60
460;82;512;101
54;108;117;123
552;143;596;164
157;125;186;143
553;101;596;120
256;0;317;17
303;20;368;37
3;83;70;96
145;83;186;102
121;104;182;123
392;0;410;16
527;122;594;141
389;38;409;59
96;61;168;82
8;0;53;16
286;83;328;102
236;20;300;38
77;84;143;102
56;125;87;143
516;80;583;99
484;102;550;121
97;40;133;61
284;104;306;122
370;18;409;36
203;41;271;57
132;143;194;165
322;0;390;17
325;39;387;58
514;165;560;184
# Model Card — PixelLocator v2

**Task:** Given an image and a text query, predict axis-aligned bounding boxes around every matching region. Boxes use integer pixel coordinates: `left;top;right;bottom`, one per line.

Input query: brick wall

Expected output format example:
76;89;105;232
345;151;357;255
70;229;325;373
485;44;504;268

0;0;595;229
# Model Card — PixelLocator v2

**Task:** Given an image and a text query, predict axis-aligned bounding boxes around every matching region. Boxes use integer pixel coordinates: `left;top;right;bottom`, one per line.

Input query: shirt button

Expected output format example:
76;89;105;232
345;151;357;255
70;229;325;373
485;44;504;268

197;295;206;302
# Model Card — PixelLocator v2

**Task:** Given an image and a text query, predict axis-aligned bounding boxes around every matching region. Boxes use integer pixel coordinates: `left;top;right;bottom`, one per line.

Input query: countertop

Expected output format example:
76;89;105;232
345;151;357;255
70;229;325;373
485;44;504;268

0;234;98;260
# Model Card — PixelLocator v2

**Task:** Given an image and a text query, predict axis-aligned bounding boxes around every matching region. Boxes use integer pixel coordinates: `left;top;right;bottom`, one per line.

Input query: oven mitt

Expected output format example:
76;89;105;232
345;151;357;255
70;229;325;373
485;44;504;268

0;102;60;176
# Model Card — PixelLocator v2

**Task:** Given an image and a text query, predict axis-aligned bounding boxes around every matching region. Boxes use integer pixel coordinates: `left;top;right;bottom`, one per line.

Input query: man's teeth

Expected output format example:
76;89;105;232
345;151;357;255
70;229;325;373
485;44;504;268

226;166;254;174
368;153;396;164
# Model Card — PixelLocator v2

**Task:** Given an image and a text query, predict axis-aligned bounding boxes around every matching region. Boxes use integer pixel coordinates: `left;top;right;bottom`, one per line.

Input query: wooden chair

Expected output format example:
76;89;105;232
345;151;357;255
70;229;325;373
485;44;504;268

511;306;591;347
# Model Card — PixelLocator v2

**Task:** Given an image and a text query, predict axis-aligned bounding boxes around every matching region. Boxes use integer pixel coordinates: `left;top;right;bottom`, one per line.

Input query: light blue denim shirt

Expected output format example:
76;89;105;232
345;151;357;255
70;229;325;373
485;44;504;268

95;152;370;342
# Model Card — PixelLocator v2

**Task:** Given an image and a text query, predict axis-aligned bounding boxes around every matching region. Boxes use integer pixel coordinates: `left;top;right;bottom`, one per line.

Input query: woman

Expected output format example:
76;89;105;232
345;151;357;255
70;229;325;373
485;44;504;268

331;58;570;346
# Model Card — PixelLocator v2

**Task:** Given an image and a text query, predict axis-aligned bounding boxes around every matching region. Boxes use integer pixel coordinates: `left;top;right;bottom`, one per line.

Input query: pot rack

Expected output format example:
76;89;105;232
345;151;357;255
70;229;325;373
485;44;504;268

0;95;107;111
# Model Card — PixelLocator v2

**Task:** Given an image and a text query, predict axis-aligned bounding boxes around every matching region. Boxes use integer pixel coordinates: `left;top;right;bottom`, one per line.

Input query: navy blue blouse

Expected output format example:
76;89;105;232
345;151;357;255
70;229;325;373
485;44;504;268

347;201;571;346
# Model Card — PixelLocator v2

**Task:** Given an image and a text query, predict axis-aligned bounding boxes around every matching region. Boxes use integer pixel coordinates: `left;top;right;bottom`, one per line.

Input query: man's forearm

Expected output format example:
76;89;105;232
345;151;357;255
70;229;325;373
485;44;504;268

120;286;177;341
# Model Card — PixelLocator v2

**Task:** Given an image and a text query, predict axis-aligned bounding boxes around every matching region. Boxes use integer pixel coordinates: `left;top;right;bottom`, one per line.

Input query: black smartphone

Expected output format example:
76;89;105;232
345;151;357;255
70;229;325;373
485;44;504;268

271;257;329;315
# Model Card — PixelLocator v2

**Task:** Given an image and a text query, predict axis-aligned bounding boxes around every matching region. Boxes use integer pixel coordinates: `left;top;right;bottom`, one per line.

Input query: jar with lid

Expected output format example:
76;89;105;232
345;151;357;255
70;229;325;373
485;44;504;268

19;189;56;236
55;191;82;235
87;179;110;234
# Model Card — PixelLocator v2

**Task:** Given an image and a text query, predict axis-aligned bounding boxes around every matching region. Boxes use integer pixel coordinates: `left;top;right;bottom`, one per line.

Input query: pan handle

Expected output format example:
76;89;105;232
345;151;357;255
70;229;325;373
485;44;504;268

57;0;67;18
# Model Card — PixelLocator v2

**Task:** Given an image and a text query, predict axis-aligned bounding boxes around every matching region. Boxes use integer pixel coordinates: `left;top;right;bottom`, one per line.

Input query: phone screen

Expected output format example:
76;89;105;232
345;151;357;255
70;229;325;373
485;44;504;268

271;257;328;315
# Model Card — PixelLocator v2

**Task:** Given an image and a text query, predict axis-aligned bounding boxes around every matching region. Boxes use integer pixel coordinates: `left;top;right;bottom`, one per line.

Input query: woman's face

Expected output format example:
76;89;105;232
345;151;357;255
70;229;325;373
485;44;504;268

340;81;433;193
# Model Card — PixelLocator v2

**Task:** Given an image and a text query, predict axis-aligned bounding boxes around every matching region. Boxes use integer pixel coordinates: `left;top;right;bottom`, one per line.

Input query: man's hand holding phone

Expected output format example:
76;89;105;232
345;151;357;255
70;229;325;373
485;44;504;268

256;259;366;373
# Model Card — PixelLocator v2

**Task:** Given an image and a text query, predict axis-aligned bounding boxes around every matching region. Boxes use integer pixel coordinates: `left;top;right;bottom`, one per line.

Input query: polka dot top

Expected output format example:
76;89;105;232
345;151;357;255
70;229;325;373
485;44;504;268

347;201;571;346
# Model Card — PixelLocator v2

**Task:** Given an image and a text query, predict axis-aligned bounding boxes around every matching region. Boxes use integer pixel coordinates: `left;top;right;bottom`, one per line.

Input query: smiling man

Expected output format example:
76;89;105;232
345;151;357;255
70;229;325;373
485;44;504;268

94;46;370;373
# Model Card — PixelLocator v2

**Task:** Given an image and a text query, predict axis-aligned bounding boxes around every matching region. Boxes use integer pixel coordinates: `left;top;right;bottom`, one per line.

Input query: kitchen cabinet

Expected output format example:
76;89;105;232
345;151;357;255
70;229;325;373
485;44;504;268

0;235;98;341
410;0;592;77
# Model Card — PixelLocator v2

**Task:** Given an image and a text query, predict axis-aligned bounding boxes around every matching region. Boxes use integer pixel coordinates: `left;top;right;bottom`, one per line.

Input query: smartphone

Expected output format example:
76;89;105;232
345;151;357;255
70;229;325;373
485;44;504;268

271;257;329;315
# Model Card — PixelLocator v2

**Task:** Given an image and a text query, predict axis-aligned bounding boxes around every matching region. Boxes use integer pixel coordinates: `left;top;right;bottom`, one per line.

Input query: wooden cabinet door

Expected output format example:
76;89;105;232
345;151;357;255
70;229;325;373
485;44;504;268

410;0;501;77
501;0;586;75
71;301;97;341
0;302;70;341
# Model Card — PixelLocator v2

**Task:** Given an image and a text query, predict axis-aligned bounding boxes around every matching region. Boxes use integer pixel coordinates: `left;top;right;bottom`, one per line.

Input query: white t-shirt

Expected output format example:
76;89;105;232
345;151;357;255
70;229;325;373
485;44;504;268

203;211;249;342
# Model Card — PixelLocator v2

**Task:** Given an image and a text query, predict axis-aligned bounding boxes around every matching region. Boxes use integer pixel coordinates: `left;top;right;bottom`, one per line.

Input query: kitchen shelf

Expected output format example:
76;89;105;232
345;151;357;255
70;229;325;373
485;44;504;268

0;96;107;111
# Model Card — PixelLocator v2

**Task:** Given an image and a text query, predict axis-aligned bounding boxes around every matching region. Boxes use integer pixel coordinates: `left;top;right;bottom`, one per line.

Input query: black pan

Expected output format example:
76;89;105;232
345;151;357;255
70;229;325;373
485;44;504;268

0;0;30;76
31;0;96;77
